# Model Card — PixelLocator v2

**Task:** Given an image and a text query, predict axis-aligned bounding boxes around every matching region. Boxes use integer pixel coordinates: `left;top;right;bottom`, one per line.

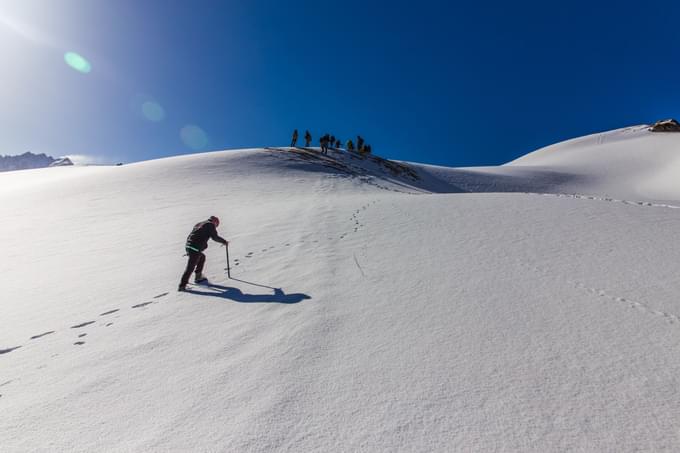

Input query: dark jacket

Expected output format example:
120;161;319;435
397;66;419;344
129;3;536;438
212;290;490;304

186;221;227;252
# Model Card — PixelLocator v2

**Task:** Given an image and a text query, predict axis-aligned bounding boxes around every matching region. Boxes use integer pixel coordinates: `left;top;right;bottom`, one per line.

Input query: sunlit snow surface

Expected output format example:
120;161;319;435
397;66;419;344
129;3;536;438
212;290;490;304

3;130;680;452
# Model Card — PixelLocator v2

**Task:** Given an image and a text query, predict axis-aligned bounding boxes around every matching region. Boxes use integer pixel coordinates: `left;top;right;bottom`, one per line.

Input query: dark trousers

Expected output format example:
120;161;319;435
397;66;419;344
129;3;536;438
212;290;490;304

180;249;205;286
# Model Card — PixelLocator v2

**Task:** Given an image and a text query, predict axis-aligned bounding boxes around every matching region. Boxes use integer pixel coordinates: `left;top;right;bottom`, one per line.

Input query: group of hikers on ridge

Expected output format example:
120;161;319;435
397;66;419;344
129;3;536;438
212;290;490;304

290;129;372;156
178;131;375;290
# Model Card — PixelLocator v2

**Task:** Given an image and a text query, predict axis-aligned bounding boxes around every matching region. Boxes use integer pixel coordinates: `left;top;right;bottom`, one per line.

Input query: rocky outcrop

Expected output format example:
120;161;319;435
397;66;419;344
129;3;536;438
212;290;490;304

649;119;680;132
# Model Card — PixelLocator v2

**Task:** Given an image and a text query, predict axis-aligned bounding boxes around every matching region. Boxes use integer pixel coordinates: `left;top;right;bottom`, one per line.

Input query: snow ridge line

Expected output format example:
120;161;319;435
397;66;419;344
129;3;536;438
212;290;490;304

528;192;680;210
520;261;680;326
265;147;426;195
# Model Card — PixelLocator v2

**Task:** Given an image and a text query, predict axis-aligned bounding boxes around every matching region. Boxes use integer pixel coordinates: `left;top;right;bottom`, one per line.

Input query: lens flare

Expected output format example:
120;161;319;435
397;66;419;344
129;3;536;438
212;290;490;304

130;94;166;122
141;101;165;122
180;125;209;150
64;52;91;73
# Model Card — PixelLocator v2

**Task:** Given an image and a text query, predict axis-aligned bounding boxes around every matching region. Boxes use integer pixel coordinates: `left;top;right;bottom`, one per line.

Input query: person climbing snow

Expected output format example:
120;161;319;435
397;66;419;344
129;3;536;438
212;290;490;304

304;130;312;147
290;129;298;147
178;216;228;291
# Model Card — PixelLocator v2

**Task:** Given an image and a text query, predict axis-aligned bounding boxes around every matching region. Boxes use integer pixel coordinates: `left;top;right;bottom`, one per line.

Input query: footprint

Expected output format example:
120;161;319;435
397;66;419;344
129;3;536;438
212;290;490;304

30;331;55;340
132;301;153;309
73;341;85;346
71;321;95;329
153;292;169;299
1;346;22;355
105;323;113;327
100;309;119;316
78;333;87;338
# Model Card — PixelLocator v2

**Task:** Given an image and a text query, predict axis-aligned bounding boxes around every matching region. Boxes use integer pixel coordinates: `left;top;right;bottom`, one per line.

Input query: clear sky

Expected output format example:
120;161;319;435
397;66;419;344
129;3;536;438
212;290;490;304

1;0;679;167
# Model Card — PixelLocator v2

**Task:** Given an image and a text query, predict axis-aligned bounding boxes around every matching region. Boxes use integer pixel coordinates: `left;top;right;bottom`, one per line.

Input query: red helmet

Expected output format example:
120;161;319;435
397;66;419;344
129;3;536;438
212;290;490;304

209;215;220;227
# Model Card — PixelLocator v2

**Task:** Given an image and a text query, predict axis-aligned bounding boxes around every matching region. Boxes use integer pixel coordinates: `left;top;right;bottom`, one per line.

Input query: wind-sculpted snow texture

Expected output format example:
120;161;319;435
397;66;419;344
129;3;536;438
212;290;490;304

2;135;680;451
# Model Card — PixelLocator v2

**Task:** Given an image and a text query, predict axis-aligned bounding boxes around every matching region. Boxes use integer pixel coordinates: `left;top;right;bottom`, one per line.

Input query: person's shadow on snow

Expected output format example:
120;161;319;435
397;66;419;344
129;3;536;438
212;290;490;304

187;283;310;304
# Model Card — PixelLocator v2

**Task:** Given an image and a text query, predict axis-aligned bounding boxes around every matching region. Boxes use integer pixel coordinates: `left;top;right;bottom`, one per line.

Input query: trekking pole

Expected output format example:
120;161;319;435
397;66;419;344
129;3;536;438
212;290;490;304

225;243;231;279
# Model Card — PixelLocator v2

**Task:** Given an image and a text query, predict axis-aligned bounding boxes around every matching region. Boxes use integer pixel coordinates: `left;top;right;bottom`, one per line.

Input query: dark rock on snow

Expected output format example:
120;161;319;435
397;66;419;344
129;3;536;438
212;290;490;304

649;119;680;132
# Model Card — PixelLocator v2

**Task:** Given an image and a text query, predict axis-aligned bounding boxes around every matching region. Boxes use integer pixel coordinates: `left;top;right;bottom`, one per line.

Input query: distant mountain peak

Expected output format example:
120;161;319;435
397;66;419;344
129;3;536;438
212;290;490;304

49;157;74;167
0;152;73;172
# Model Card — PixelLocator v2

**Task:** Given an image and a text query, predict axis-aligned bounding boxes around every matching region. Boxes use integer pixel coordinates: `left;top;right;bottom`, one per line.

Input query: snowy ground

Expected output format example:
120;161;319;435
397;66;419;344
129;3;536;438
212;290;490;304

3;129;680;451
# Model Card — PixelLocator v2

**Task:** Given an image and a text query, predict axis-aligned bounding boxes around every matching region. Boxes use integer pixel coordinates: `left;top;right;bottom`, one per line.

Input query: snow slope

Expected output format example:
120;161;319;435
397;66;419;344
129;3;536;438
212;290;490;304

3;139;680;451
412;125;680;201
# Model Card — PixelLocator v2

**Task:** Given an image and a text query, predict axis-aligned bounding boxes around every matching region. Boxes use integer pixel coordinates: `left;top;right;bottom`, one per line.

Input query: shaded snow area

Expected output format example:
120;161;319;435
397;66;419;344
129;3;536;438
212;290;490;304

3;136;680;451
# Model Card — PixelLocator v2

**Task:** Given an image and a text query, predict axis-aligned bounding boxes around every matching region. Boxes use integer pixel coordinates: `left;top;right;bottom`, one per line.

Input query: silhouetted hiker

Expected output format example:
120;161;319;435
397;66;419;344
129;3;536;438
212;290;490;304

319;135;325;153
290;129;298;147
320;134;330;154
335;139;342;148
304;130;312;147
356;135;364;152
330;135;336;148
179;216;228;291
346;139;354;151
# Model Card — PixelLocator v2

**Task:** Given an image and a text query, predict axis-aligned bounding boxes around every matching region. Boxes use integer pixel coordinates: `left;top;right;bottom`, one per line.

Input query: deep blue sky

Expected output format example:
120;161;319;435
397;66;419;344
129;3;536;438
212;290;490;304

1;0;679;167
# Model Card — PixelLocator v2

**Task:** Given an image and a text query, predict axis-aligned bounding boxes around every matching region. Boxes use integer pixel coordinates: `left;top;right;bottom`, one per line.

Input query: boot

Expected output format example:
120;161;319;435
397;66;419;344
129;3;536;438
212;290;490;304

194;272;208;284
